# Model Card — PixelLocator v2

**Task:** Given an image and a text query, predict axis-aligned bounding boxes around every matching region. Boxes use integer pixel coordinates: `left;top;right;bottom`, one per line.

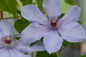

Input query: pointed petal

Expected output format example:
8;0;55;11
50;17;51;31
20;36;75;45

21;5;47;25
0;20;14;37
29;41;46;52
21;23;48;43
9;49;30;57
43;31;63;54
43;0;61;19
60;6;81;24
58;22;86;42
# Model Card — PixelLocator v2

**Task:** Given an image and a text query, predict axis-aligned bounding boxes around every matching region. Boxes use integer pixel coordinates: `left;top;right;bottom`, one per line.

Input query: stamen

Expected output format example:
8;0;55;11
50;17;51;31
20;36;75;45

1;36;17;48
52;21;56;23
7;38;11;41
4;38;12;44
51;21;56;27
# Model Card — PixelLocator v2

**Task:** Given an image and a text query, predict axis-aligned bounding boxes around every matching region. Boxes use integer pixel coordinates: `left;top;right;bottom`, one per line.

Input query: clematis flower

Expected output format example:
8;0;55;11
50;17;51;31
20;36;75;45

21;0;86;54
0;20;45;57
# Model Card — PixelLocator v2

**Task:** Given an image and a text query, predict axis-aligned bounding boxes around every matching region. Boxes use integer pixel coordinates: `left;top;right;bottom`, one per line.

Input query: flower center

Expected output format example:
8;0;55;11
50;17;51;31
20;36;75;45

50;21;57;29
4;38;12;44
1;36;17;48
51;21;56;27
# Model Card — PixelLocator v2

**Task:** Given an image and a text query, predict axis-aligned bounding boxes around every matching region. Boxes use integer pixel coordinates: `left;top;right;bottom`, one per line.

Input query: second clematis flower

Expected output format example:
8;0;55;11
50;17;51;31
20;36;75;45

21;0;86;54
0;20;45;57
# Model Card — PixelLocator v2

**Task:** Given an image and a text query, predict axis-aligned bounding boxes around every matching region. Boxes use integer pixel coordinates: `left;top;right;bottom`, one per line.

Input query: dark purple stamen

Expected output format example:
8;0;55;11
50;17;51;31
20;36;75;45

51;21;56;27
4;38;12;44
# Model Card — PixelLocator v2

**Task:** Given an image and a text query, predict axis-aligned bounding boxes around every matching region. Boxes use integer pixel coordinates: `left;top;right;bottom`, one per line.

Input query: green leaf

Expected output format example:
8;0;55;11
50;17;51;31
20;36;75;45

63;40;71;46
36;51;58;57
58;13;65;20
49;53;57;57
0;0;18;18
65;0;76;5
36;0;43;9
20;0;32;5
5;0;17;18
63;40;79;48
80;55;86;57
15;37;20;40
30;41;37;47
71;43;79;48
77;21;82;24
36;51;49;57
60;14;65;18
14;18;30;33
56;51;62;57
0;0;9;11
17;10;21;14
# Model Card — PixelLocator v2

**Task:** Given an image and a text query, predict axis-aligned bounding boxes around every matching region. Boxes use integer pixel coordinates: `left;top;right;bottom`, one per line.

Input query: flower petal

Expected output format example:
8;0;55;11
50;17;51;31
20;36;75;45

29;41;46;52
43;31;63;54
0;20;14;37
0;41;4;49
0;32;3;39
0;48;30;57
21;5;47;25
43;0;61;19
60;6;81;25
9;49;30;57
0;49;9;57
16;41;45;53
16;43;31;53
21;23;48;43
58;22;86;42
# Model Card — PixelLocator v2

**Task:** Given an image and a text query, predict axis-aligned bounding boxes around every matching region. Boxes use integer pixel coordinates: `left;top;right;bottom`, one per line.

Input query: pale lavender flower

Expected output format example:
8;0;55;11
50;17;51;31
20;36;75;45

0;20;45;57
21;0;86;54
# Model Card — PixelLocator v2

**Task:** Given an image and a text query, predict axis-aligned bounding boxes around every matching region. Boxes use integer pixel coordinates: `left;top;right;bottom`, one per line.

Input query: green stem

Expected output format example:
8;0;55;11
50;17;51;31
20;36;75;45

32;52;33;57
